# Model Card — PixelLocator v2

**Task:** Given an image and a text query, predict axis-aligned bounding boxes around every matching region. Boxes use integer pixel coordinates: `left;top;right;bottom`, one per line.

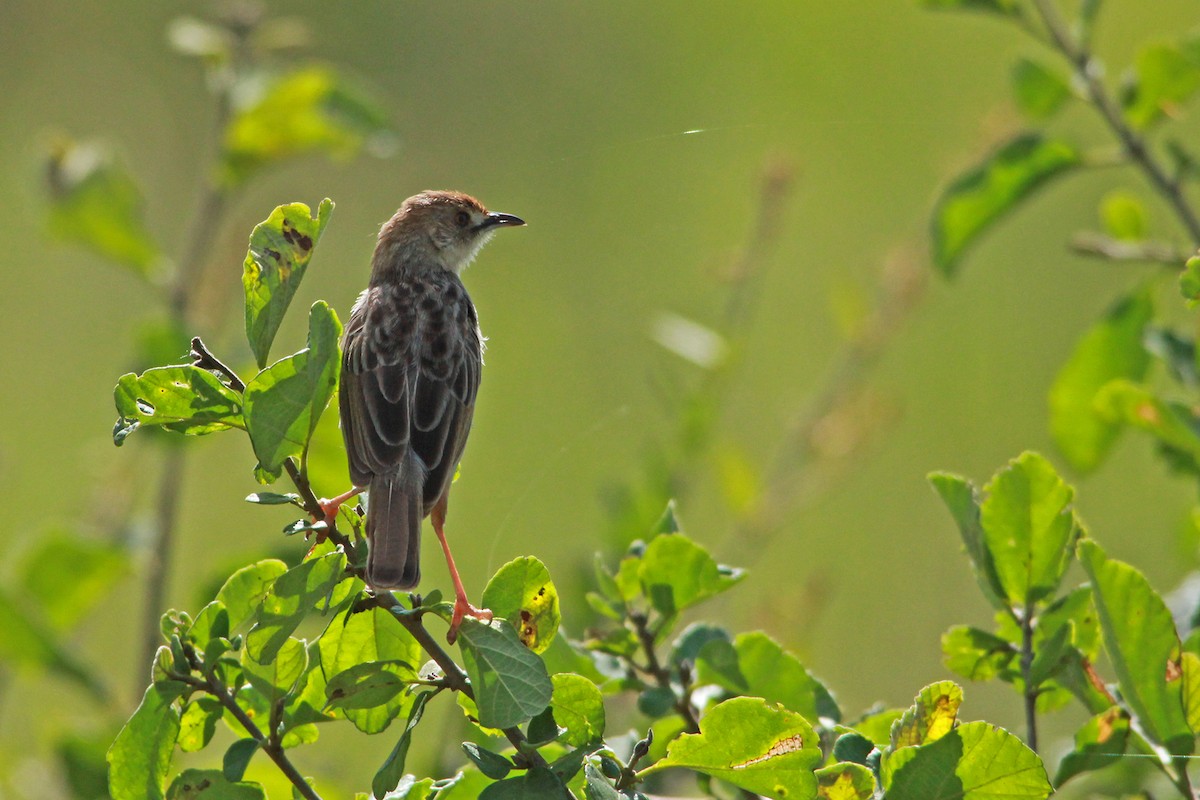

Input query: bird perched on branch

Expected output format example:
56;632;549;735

323;191;525;640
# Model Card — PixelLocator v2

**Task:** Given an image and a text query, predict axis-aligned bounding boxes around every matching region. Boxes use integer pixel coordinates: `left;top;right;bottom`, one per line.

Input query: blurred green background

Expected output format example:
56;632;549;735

3;0;1199;796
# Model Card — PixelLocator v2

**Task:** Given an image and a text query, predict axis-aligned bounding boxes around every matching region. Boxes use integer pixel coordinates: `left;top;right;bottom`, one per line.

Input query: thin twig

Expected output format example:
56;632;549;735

172;643;322;800
202;670;322;800
1070;232;1187;265
629;612;700;734
1030;0;1200;246
365;594;551;768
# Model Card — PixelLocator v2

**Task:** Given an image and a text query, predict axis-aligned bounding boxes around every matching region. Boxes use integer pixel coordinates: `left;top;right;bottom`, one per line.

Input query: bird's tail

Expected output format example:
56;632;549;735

365;473;422;589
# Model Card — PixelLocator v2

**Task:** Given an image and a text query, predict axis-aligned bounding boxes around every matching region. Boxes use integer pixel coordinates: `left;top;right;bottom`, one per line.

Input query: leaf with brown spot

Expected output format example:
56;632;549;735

642;697;820;799
890;682;962;749
242;199;334;370
481;556;561;654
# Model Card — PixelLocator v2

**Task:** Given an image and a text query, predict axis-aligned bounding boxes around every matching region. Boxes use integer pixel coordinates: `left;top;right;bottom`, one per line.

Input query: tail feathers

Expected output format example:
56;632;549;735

365;474;422;589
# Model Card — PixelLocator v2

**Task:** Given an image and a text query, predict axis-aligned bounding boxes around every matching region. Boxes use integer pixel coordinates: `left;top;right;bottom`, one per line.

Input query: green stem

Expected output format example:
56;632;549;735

1018;609;1038;754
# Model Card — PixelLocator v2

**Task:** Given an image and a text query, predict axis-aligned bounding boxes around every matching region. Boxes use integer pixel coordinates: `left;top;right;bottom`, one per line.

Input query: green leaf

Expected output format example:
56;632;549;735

1049;289;1153;472
928;472;1007;611
166;768;265;800
1053;708;1129;786
187;601;230;648
107;684;181;800
815;761;874;799
698;631;840;722
645;696;820;799
482;556;562;654
1124;44;1200;129
478;766;573;799
890;682;962;749
1095;380;1200;462
638;533;744;615
46;138;161;276
979;452;1078;608
1026;619;1074;687
637;686;677;718
1100;191;1148;241
374;775;434;800
246;551;346;663
242;199;334;369
941;626;1016;682
1012;58;1071;119
324;660;415;710
320;605;421;734
462;742;514;780
583;764;621;800
218;559;289;632
920;0;1018;15
221;66;393;187
932;133;1080;276
457;619;553;730
1181;255;1200;308
113;366;243;445
883;721;1050;799
178;697;222;753
671;622;732;667
1183;651;1200;733
1078;540;1193;755
831;732;876;765
242;636;308;704
850;708;904;747
282;645;336;728
550;673;606;746
19;531;127;630
372;690;435;799
222;738;260;782
244;301;342;480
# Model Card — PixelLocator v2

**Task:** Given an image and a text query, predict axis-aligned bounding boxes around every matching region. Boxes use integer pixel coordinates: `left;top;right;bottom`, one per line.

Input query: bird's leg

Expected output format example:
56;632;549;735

317;486;363;526
431;496;492;643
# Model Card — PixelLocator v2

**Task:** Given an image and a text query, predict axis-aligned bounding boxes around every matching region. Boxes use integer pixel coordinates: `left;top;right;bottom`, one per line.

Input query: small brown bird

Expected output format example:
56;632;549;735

326;191;524;639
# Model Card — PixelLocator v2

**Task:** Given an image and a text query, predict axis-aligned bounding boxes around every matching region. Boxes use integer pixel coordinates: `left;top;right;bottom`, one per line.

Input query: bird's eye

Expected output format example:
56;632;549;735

455;210;471;227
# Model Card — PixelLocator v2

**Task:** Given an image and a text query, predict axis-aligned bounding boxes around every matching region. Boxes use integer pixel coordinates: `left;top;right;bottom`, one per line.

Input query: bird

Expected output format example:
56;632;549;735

323;190;525;641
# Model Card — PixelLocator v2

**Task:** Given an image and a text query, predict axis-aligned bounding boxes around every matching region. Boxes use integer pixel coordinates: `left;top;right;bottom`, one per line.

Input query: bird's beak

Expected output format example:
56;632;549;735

479;212;526;230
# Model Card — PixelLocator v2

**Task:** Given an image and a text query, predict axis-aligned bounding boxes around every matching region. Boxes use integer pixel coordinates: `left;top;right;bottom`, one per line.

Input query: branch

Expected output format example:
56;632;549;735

1070;232;1188;266
1030;0;1200;246
176;645;322;800
366;594;550;768
203;670;322;800
628;611;700;734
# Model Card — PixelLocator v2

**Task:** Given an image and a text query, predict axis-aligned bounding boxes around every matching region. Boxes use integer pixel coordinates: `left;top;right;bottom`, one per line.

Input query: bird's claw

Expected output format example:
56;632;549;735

446;598;493;644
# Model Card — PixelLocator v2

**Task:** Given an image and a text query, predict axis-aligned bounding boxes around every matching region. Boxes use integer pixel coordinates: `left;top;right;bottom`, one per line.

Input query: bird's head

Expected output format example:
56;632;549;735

375;190;525;276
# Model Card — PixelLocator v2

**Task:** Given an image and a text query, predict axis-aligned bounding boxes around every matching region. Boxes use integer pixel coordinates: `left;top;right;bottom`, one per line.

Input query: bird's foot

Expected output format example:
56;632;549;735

446;597;494;644
315;487;363;529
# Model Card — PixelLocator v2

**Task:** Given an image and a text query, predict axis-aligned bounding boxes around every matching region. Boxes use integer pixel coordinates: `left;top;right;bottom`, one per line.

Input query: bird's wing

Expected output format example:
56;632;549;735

340;277;482;508
407;274;482;511
340;287;412;487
